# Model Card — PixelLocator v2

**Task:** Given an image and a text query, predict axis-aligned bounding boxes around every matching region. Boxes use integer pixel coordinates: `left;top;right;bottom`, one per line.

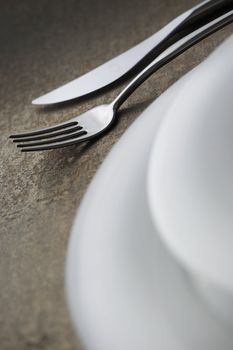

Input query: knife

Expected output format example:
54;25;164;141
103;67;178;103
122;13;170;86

33;0;232;105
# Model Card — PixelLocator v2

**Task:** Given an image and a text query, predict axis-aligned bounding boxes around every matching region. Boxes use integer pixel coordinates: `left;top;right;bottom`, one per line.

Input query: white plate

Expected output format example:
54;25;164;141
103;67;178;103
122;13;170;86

147;35;233;296
66;50;233;350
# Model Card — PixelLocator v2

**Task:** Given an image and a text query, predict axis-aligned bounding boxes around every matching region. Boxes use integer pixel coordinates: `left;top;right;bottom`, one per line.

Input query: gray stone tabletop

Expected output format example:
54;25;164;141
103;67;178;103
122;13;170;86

0;0;232;349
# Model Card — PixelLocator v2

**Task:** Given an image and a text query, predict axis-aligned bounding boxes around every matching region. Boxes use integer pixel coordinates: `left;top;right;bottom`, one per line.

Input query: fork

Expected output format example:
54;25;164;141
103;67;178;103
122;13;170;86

10;10;233;152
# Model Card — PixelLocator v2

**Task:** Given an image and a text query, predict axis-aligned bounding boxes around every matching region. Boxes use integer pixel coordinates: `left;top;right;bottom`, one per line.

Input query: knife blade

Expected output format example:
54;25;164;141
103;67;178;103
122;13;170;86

33;0;232;105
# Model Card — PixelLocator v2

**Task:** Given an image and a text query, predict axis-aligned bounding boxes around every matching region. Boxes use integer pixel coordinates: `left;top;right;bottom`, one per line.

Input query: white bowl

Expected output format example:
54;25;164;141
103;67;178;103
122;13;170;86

147;35;233;327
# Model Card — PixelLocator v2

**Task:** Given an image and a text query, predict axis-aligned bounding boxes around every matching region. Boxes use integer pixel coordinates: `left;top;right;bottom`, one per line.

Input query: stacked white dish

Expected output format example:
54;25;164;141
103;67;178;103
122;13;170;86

66;34;233;350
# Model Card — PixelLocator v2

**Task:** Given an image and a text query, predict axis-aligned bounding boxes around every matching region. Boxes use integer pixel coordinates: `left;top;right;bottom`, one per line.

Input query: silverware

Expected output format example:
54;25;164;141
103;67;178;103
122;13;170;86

33;0;232;105
10;10;233;152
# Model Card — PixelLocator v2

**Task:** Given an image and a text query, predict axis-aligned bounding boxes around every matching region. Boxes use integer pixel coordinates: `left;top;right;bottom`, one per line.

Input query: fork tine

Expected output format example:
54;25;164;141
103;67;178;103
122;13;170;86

13;125;82;142
9;121;78;139
17;130;87;148
20;132;91;152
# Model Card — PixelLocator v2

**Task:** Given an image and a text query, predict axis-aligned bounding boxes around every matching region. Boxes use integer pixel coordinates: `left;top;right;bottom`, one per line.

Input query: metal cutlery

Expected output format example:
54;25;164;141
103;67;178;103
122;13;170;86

33;0;232;105
10;10;233;151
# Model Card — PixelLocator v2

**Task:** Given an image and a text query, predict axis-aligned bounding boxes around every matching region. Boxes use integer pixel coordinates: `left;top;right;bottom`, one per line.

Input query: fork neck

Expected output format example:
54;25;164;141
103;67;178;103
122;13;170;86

111;61;159;112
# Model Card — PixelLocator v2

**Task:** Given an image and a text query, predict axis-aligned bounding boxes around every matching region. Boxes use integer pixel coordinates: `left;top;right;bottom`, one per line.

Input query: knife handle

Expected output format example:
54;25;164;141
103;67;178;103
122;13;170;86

112;9;233;110
173;0;233;38
133;0;233;75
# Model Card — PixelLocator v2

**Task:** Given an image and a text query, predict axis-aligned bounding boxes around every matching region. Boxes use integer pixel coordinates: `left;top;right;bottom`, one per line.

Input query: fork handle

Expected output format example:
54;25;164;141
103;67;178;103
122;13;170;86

131;0;233;83
149;0;233;56
112;8;233;111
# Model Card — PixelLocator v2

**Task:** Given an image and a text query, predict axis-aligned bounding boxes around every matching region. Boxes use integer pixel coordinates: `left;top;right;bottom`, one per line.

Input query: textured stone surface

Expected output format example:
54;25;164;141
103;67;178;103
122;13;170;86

0;0;232;349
